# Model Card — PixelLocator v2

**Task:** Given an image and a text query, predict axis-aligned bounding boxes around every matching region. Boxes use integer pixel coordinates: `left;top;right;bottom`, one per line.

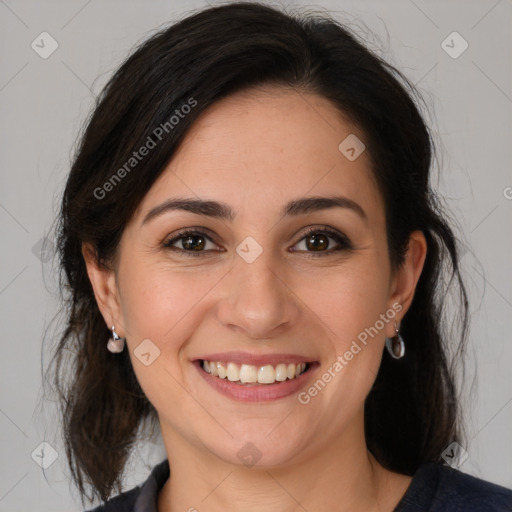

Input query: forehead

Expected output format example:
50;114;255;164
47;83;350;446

134;85;383;224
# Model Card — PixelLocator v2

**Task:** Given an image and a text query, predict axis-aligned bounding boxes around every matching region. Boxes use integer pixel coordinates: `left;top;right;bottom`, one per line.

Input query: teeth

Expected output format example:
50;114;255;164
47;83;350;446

258;365;275;384
239;363;258;383
216;362;227;379
275;363;288;381
227;362;239;382
201;360;308;384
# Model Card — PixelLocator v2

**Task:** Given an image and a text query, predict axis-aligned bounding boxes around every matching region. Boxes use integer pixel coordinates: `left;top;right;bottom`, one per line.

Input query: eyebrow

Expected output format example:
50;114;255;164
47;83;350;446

141;195;368;226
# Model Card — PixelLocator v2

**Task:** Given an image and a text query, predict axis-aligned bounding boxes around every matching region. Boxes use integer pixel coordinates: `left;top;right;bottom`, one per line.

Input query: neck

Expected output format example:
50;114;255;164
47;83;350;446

157;412;412;512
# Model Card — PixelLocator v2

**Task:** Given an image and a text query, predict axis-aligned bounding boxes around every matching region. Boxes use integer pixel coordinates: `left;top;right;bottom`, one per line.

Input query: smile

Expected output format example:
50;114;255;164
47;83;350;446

193;356;319;402
201;360;309;385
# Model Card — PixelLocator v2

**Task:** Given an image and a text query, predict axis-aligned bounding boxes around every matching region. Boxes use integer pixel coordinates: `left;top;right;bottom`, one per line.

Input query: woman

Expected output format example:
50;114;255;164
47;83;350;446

47;2;512;511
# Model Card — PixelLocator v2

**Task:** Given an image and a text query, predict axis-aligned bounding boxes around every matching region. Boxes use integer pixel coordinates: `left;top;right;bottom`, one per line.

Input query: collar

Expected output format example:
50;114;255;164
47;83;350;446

133;458;170;512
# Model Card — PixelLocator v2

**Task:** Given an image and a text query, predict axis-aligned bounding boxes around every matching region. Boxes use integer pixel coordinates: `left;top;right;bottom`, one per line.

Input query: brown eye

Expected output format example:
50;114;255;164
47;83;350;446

292;227;352;255
163;230;220;256
180;234;206;251
304;233;330;251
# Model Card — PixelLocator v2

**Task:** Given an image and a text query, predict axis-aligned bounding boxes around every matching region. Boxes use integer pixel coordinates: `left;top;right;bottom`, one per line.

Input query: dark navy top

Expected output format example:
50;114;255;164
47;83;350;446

85;458;512;511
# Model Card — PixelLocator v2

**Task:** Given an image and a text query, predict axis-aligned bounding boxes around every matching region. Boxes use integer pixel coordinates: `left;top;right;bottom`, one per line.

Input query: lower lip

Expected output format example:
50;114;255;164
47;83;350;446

193;361;319;402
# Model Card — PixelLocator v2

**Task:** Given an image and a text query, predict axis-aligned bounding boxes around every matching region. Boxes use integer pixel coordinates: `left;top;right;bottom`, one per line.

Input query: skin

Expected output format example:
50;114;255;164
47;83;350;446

83;85;427;512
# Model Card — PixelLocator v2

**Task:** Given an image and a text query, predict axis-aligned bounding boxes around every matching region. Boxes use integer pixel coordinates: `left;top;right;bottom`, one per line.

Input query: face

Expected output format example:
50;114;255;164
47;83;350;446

85;85;426;469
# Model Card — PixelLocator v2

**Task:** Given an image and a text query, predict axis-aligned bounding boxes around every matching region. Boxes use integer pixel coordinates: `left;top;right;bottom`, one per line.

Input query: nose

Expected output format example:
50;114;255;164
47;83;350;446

216;249;300;339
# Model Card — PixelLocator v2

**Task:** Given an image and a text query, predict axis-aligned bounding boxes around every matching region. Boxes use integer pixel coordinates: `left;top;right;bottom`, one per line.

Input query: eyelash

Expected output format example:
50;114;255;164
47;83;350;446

162;226;353;258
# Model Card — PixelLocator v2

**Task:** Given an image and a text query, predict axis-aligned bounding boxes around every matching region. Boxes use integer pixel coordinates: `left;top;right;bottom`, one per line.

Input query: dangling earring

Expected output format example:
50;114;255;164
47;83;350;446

385;321;405;359
107;325;125;353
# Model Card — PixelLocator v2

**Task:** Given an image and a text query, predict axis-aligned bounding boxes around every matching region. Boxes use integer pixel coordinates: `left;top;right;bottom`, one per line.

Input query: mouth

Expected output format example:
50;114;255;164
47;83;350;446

198;359;313;385
192;355;320;402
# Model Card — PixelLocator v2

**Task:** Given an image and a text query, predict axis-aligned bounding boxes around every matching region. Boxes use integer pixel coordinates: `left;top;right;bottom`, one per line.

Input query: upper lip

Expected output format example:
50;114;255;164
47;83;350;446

194;351;316;367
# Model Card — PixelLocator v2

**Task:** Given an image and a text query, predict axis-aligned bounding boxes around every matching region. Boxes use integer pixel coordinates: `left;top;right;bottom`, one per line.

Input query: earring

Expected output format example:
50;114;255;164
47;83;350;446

107;325;125;353
385;321;405;359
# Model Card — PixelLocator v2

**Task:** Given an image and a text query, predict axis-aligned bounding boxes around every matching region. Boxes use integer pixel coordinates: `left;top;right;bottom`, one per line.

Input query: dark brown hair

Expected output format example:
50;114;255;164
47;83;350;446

44;1;469;506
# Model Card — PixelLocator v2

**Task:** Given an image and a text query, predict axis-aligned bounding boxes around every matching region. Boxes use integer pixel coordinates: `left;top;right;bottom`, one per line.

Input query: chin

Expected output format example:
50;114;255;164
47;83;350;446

202;426;309;469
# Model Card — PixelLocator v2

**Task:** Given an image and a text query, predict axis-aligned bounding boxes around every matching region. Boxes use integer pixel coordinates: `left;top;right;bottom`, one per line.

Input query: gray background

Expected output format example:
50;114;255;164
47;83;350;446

1;0;511;510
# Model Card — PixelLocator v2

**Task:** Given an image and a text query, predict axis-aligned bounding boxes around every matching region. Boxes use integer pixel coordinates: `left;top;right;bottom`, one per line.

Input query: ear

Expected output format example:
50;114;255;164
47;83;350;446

81;242;125;336
385;230;427;338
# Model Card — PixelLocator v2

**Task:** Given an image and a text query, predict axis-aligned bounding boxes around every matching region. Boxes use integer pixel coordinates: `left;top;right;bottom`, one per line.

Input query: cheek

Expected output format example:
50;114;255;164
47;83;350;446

302;257;390;389
303;261;390;346
118;256;218;343
117;261;222;416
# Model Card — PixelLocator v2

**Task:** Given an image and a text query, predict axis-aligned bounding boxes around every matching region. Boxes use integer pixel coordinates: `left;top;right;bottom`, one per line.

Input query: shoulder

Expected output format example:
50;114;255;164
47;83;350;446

395;462;512;511
433;463;512;510
83;458;170;512
83;485;141;512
